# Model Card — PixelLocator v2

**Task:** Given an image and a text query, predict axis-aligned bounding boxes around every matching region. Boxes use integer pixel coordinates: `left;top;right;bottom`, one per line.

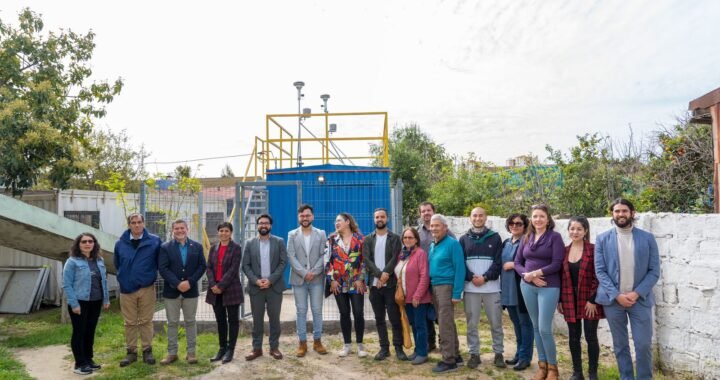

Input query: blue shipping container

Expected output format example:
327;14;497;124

265;164;392;288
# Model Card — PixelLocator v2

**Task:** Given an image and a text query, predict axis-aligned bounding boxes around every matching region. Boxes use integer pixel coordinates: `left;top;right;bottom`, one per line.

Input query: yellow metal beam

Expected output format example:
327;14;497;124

266;136;383;143
267;111;387;118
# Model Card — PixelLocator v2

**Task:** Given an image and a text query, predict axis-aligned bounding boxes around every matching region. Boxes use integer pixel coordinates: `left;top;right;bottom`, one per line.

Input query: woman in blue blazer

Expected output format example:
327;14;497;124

63;233;110;375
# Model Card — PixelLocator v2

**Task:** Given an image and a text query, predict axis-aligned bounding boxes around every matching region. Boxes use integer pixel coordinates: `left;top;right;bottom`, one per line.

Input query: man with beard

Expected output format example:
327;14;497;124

287;204;328;357
363;208;406;361
595;199;660;380
241;214;288;361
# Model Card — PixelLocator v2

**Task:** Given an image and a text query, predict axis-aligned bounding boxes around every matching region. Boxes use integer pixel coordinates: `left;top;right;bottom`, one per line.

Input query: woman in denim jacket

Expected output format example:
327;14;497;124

63;233;110;375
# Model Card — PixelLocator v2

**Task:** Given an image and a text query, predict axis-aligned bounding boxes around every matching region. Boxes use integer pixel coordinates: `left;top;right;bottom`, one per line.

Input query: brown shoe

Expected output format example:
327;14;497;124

245;349;263;361
186;353;197;364
160;354;178;365
533;361;548;380
270;348;283;360
296;341;308;357
313;339;328;355
546;363;559;380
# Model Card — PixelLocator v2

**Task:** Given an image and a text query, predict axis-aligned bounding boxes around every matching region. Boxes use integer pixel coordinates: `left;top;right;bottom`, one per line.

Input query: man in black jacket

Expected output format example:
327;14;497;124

158;219;207;365
363;208;407;361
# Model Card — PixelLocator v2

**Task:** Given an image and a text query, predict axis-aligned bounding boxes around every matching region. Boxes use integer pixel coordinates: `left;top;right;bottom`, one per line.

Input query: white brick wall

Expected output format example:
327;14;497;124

446;212;720;378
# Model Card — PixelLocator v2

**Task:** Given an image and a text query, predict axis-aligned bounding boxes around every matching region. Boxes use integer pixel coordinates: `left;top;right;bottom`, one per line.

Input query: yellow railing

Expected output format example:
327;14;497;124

244;111;389;179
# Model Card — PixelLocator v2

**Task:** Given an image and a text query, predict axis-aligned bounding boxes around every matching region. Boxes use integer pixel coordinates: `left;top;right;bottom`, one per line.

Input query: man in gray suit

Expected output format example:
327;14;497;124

287;204;328;357
241;214;288;361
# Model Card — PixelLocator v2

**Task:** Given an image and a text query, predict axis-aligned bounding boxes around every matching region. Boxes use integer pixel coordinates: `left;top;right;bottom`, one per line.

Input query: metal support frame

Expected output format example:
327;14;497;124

244;111;390;179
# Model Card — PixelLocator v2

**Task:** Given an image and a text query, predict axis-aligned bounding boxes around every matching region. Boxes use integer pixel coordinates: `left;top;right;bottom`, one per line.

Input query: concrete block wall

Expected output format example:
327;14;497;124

444;212;720;378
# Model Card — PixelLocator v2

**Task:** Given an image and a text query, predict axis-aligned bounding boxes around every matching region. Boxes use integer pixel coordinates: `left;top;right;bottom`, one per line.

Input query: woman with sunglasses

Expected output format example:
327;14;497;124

395;227;432;365
514;204;565;380
63;233;110;375
501;213;534;371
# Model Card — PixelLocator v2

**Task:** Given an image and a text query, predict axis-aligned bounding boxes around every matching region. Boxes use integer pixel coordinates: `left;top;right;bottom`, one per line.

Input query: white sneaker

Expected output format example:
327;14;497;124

357;343;368;358
338;344;351;357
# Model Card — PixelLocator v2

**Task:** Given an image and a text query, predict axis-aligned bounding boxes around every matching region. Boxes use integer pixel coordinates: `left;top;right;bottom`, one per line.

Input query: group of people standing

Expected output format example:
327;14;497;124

62;197;659;380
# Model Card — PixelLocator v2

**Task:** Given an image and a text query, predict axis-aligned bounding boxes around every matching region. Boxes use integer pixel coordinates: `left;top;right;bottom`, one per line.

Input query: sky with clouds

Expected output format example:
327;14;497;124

4;0;720;177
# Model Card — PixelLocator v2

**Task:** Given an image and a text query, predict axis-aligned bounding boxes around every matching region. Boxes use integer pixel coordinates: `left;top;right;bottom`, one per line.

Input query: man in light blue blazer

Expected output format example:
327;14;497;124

287;204;328;356
595;199;660;380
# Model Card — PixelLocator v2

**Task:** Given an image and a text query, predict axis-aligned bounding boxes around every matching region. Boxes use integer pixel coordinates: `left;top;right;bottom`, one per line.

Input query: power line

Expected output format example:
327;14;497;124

150;153;253;165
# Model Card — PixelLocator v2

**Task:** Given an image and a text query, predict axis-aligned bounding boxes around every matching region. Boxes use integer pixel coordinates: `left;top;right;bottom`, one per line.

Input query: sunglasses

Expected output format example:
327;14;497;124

508;222;525;227
80;239;95;244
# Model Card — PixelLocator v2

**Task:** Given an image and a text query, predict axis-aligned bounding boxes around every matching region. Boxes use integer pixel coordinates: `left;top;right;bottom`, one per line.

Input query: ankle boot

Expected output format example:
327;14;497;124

119;349;137;367
313;339;328;355
533;361;548;380
142;347;156;365
570;371;585;380
222;346;235;363
296;341;308;357
546;363;559;380
210;347;227;362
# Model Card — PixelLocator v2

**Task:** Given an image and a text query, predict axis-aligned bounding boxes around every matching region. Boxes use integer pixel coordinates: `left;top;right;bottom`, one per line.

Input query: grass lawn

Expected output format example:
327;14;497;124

0;300;220;380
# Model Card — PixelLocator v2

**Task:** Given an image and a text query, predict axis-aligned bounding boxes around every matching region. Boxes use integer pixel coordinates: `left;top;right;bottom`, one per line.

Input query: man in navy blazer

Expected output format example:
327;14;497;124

595;199;660;380
158;219;207;365
242;214;288;361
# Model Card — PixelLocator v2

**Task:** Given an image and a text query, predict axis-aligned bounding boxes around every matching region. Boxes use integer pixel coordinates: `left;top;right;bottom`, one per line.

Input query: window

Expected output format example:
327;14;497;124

205;212;225;240
64;211;100;229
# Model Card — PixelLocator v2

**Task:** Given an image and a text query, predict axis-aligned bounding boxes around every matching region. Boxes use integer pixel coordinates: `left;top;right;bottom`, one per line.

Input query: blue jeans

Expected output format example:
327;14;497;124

506;305;534;362
293;282;324;341
405;303;430;357
604;302;654;380
520;282;560;364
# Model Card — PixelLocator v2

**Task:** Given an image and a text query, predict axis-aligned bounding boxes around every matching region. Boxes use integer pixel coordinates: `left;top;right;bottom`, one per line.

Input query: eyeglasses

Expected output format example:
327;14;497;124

402;236;416;240
508;222;525;227
80;240;95;244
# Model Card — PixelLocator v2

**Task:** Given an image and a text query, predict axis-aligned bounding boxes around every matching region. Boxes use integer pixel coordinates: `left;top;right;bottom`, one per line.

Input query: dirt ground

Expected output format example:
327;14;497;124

197;328;617;380
13;345;79;380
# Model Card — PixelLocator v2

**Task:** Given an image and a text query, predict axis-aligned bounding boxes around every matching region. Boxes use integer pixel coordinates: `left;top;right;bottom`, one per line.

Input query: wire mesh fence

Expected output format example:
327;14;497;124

146;177;398;322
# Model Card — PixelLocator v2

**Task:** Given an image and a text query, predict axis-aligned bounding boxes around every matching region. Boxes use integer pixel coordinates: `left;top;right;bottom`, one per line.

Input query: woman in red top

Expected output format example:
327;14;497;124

558;216;604;380
394;227;432;365
326;212;367;358
205;222;243;364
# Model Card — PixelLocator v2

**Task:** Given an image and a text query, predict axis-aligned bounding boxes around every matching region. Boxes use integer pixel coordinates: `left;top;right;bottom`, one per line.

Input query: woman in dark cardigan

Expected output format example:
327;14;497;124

558;216;604;380
205;222;244;364
500;213;534;371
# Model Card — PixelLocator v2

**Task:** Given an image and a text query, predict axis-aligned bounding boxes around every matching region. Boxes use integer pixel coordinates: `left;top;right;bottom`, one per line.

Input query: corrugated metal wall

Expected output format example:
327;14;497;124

266;164;392;240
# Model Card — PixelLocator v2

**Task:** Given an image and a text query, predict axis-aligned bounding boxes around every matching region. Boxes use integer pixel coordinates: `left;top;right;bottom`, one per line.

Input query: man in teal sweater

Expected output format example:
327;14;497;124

428;214;465;373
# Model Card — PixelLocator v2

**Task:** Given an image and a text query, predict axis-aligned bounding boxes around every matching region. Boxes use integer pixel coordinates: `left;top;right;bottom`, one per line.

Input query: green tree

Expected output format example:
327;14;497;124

546;133;625;217
370;124;452;225
641;118;713;213
65;128;147;191
220;164;235;178
0;8;123;195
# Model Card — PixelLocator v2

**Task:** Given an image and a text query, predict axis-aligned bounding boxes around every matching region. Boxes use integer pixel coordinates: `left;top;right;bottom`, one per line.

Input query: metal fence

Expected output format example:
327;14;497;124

148;177;401;322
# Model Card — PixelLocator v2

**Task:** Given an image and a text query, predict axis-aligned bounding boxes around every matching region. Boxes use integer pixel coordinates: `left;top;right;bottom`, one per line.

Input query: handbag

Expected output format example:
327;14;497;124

394;260;413;349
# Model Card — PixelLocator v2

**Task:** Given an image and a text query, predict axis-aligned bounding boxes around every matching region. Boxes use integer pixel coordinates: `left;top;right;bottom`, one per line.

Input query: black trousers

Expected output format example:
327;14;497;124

68;300;103;368
212;294;240;350
334;292;365;344
249;289;282;350
369;286;403;349
567;319;600;374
